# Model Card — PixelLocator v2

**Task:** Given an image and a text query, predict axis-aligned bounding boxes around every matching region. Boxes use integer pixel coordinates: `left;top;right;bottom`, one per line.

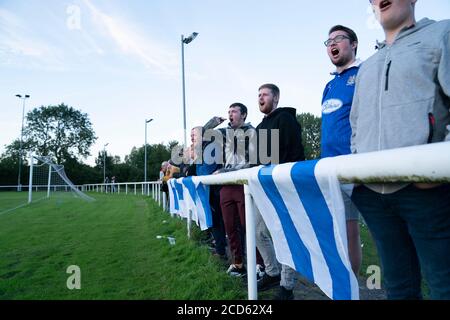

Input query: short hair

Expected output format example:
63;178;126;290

258;83;280;99
191;126;203;132
328;25;358;56
229;102;248;120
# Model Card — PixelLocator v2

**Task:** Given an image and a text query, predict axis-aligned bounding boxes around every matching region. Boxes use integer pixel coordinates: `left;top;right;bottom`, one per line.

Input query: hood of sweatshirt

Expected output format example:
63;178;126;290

376;18;435;50
264;107;297;120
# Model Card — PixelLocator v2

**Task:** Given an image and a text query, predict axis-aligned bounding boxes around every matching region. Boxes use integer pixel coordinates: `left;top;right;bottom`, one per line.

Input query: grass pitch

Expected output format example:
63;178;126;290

0;193;245;300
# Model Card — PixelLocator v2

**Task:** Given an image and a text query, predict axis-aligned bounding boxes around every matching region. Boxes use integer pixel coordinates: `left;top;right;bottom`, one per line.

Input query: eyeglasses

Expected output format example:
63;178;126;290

324;35;351;47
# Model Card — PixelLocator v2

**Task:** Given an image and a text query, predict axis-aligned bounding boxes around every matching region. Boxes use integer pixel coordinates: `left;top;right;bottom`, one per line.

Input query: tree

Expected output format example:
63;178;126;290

7;103;97;163
94;151;119;182
168;140;180;151
297;113;321;160
0;155;20;185
64;156;102;185
125;143;172;181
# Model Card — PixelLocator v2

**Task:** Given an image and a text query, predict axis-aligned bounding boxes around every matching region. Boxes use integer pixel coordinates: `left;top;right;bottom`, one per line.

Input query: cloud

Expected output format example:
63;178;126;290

0;8;66;70
82;0;177;75
0;3;175;73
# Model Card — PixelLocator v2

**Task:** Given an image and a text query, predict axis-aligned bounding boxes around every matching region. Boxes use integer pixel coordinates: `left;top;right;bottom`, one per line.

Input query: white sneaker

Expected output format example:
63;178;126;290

226;264;246;277
256;264;265;280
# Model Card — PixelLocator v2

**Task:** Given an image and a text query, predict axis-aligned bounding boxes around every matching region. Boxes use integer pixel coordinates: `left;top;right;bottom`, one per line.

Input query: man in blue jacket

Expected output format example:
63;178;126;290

321;25;362;276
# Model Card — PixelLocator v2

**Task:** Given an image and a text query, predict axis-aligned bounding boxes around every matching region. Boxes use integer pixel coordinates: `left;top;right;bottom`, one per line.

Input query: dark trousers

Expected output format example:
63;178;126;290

210;186;227;256
220;185;264;266
352;184;450;299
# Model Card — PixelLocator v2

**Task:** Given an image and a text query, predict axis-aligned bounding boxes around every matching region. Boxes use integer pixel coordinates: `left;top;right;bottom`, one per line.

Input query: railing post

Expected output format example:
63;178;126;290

156;184;158;204
134;184;136;195
244;184;258;300
126;184;128;195
158;184;161;207
187;209;192;239
162;192;166;211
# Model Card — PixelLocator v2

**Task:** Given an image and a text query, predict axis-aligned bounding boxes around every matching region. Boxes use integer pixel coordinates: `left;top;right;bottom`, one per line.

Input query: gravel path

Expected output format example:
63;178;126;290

292;275;386;300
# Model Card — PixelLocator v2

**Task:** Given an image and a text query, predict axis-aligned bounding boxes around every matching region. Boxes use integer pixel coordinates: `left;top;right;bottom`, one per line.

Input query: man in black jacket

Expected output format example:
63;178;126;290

255;83;305;300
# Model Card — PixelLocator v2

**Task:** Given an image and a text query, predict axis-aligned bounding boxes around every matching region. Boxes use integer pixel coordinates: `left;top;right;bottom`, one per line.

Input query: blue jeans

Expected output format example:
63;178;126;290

352;184;450;300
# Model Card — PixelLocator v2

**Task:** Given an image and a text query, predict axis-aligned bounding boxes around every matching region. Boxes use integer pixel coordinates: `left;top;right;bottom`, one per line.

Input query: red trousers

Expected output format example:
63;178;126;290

220;185;264;266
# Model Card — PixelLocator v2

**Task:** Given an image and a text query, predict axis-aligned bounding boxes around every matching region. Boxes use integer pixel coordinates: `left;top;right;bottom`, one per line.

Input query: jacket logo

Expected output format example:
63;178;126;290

346;75;356;86
322;99;343;114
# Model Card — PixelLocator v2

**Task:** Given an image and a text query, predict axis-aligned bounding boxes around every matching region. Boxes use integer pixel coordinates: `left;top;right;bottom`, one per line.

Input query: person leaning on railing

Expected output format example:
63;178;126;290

350;0;450;300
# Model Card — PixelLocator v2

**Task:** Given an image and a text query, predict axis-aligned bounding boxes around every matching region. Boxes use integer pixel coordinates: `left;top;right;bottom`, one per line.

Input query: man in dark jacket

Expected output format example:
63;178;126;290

255;83;305;300
256;86;304;165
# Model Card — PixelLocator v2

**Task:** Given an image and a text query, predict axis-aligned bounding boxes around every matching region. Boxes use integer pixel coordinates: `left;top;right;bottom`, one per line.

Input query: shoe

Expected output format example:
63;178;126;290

257;273;281;291
272;286;294;300
256;264;265;281
226;264;246;278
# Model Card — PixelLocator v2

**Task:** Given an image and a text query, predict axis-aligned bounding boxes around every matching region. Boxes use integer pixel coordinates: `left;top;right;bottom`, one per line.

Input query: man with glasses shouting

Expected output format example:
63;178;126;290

321;25;362;278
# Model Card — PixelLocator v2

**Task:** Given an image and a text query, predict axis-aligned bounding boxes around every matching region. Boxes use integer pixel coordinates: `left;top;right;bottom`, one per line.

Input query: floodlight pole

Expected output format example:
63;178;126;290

181;32;198;148
16;94;30;191
103;143;109;187
144;118;153;195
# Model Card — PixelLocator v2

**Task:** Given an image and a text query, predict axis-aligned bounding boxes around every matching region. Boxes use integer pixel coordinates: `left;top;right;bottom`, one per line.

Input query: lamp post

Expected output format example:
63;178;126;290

15;94;30;192
103;143;109;184
181;32;199;148
144;118;153;193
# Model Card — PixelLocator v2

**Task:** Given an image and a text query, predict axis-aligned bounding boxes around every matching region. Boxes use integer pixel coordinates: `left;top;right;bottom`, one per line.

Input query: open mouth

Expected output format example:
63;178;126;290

379;0;392;11
331;48;340;58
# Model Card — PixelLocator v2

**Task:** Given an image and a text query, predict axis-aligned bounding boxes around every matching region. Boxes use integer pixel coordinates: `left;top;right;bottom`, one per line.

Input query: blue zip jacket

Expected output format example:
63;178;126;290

321;64;360;158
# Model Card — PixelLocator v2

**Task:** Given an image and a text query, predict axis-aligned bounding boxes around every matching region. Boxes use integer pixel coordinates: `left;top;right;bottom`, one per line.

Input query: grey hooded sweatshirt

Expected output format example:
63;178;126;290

350;18;450;194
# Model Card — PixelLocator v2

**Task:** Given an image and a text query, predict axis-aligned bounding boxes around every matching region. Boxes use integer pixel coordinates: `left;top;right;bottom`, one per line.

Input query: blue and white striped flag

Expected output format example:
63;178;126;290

169;177;213;231
169;179;188;218
247;159;359;300
168;179;179;215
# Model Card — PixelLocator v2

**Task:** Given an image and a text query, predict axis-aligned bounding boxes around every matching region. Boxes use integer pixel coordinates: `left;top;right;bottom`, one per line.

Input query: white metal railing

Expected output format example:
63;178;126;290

167;142;450;300
80;142;450;300
0;185;84;192
82;181;165;209
6;142;445;300
0;182;164;202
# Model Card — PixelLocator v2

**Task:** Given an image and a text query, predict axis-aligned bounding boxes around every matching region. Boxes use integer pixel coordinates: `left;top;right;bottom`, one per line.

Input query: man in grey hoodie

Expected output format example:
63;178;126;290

203;104;265;278
350;0;450;299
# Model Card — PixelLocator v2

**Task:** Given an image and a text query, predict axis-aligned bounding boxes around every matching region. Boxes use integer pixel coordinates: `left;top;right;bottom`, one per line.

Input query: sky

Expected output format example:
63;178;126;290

1;0;449;166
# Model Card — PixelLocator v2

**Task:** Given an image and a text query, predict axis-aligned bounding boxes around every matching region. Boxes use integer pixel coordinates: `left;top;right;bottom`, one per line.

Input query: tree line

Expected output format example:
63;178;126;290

0;103;320;186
